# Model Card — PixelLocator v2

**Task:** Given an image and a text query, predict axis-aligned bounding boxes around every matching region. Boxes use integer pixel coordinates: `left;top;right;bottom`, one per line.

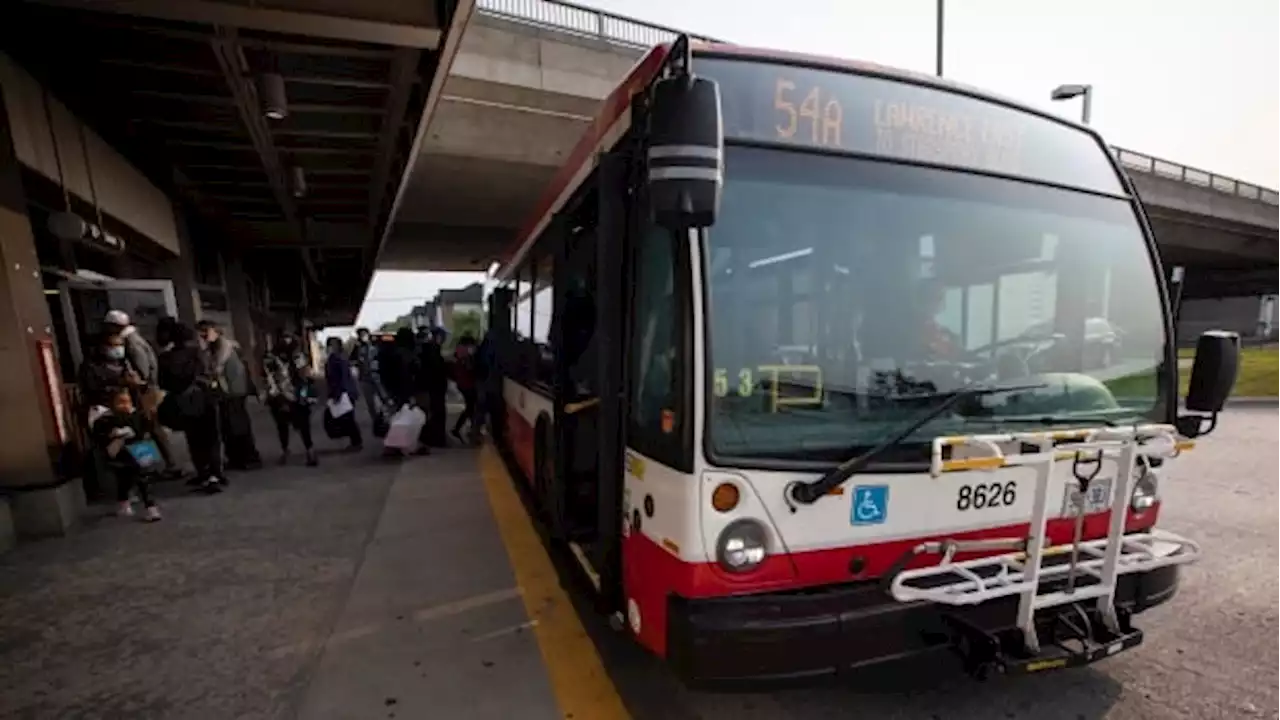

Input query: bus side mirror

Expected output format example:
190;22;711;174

647;74;723;231
1175;330;1240;438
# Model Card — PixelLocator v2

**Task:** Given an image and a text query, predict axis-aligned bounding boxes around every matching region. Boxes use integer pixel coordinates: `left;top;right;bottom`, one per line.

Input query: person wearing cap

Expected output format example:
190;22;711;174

104;310;158;391
103;310;183;479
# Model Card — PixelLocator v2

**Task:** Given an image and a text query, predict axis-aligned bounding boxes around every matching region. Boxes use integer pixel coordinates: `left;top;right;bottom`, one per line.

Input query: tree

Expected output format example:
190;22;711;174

450;310;483;343
377;316;410;334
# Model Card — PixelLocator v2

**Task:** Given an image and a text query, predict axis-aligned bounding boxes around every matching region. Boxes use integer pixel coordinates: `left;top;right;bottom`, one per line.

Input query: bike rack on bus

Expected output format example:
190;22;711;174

888;424;1200;655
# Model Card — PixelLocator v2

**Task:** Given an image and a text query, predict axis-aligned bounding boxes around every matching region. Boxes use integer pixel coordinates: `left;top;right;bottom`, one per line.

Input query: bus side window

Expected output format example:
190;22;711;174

627;227;682;466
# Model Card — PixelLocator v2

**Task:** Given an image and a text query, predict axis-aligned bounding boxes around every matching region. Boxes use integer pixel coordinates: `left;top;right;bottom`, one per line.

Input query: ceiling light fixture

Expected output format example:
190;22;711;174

260;72;288;120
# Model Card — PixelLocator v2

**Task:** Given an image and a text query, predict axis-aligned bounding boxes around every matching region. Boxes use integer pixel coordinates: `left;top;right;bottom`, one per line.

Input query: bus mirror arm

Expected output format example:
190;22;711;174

1174;330;1241;440
788;382;1046;506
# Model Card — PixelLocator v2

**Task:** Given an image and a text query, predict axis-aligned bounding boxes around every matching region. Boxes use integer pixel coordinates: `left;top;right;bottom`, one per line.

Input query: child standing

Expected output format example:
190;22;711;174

91;387;163;522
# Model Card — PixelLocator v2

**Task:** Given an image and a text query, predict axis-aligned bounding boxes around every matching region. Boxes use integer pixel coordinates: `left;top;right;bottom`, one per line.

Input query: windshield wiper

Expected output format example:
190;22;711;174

969;415;1118;427
787;381;1047;506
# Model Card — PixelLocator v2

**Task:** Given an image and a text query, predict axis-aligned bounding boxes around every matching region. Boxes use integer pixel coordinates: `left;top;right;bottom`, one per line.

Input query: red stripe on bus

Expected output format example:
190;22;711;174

505;407;537;482
622;504;1161;658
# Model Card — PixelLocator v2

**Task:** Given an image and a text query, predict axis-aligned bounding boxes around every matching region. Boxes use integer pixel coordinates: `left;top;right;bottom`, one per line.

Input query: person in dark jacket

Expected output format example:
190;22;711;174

157;322;226;493
263;331;319;466
79;331;141;409
90;386;163;522
323;336;363;450
379;328;421;411
418;328;449;447
451;334;479;443
198;320;262;471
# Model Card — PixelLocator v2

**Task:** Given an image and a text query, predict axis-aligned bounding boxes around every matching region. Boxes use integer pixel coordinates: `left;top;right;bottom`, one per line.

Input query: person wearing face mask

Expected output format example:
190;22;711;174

77;331;144;501
103;311;188;480
79;331;142;409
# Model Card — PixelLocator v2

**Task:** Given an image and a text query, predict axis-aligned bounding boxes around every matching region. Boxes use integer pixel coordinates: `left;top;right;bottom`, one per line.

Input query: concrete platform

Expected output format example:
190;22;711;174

294;448;561;720
0;405;566;720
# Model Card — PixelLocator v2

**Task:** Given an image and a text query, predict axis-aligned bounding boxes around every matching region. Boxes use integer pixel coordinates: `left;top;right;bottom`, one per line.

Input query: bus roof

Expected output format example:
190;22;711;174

496;42;1098;280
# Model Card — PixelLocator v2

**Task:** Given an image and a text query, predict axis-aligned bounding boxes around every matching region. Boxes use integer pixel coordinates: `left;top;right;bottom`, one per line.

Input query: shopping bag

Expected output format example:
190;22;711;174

125;439;163;472
383;405;426;450
322;407;346;439
327;392;354;418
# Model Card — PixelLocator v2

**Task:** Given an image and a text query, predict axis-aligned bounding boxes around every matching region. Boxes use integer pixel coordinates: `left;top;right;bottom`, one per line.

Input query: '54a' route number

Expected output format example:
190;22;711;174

957;481;1017;511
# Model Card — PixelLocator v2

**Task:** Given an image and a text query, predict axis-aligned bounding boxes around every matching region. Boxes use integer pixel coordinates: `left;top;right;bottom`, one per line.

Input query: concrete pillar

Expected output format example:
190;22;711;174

223;250;257;361
0;85;82;545
167;205;200;326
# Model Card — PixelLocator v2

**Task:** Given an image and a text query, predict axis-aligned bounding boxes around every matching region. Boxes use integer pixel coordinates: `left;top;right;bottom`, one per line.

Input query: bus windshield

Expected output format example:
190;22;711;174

703;146;1168;463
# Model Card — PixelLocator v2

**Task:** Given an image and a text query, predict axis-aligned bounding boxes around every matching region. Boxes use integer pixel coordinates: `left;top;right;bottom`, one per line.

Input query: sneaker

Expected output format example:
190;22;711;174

117;501;134;518
199;477;224;494
305;450;318;467
144;506;162;522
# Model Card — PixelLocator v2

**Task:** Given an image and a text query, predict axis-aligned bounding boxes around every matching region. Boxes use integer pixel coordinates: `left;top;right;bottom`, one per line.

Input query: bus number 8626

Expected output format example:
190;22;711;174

957;481;1017;511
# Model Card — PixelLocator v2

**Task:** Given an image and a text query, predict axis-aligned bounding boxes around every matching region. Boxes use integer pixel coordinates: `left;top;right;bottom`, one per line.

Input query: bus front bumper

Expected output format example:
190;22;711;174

664;563;1180;688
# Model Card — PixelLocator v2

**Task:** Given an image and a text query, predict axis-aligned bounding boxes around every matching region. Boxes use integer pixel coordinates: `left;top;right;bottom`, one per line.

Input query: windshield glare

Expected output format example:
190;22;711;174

704;146;1167;462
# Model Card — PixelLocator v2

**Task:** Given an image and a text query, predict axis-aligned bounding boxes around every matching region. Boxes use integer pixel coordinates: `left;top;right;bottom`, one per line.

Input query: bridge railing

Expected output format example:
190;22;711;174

1112;147;1279;206
476;0;1278;208
475;0;720;47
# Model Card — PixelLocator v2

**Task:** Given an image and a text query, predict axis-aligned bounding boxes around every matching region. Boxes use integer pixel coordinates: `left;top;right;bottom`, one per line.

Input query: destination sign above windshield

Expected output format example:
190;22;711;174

693;56;1125;195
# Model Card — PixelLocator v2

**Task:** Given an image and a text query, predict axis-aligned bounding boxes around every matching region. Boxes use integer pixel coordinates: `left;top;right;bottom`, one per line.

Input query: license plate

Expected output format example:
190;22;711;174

1061;477;1113;515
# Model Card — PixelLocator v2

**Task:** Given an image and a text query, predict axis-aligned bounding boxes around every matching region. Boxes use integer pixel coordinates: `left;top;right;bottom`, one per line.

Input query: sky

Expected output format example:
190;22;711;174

340;0;1278;337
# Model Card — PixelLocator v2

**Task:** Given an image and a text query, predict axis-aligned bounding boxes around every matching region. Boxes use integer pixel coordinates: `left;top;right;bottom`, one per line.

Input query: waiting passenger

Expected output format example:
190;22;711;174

157;323;226;493
90;386;163;522
263;332;319;467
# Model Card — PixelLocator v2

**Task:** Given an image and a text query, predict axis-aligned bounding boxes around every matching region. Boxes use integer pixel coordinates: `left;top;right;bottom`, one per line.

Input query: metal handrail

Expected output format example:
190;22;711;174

1111;146;1278;206
475;0;721;47
476;0;1278;207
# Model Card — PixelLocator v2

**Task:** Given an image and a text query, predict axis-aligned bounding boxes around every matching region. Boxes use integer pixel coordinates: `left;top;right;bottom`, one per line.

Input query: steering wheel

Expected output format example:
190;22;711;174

967;333;1064;379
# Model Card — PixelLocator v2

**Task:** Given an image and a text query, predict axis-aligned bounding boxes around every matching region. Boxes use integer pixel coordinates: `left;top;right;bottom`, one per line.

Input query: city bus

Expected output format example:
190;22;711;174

486;35;1240;685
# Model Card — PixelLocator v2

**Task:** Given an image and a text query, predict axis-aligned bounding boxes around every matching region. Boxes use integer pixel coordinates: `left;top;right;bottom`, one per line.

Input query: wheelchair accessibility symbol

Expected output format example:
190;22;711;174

850;485;889;526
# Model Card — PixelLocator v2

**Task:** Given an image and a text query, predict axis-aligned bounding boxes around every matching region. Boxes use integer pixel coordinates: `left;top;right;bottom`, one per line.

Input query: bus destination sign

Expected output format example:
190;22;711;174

693;56;1124;195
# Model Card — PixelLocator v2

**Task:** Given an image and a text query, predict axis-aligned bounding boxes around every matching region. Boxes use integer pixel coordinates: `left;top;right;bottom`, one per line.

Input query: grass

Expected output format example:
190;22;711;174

1105;345;1278;399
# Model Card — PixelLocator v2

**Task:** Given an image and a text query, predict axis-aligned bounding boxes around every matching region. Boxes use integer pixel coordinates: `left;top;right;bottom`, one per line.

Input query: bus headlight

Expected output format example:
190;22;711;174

716;519;769;573
1131;469;1159;511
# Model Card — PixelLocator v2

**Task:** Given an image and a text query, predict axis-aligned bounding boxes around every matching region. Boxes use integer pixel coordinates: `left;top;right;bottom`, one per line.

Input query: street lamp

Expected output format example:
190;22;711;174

935;0;945;77
1051;83;1093;124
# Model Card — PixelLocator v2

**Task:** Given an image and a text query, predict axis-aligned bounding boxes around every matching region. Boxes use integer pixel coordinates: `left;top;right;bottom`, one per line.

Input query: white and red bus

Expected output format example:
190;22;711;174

486;36;1239;685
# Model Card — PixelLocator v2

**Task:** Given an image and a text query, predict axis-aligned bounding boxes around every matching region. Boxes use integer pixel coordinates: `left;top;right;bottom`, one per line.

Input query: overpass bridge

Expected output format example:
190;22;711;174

381;0;1278;303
